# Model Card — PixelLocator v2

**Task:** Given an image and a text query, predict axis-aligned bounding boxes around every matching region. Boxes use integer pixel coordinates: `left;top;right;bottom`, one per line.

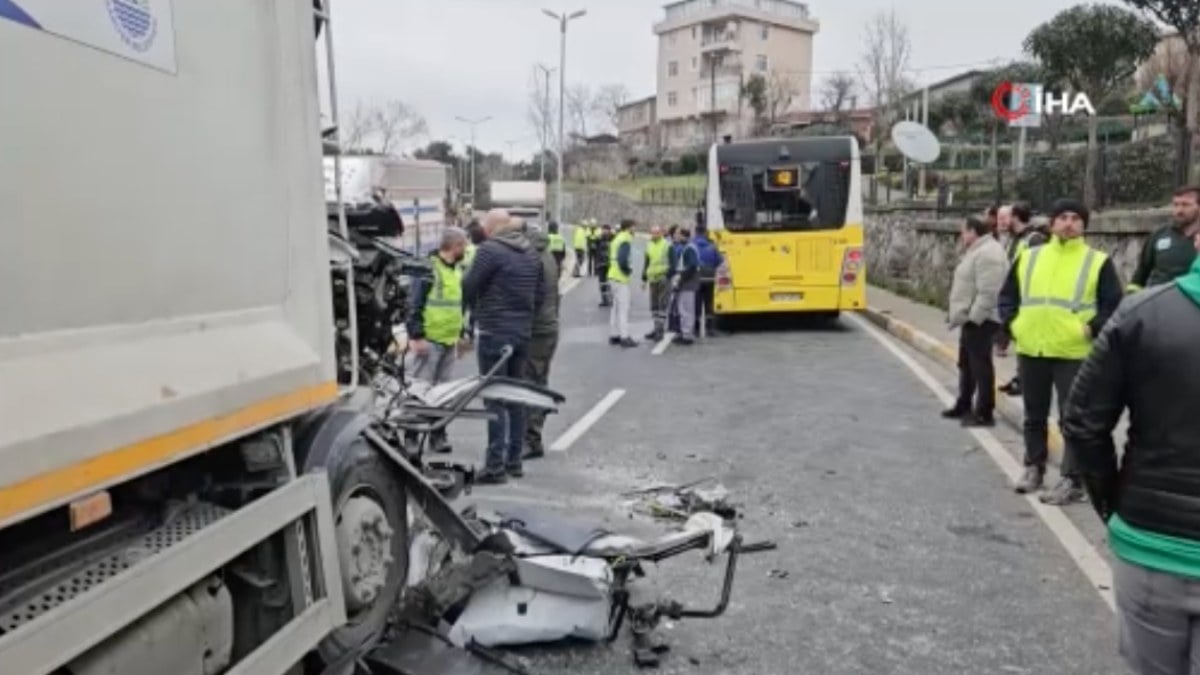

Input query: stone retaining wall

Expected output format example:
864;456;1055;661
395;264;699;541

866;206;1174;308
563;188;696;228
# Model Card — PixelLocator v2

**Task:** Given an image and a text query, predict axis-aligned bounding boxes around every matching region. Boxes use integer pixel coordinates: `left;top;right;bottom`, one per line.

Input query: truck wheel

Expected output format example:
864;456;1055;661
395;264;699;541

318;436;409;662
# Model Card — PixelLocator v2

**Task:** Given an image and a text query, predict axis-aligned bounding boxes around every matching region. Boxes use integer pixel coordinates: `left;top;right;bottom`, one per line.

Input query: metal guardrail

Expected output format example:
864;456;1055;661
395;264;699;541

641;186;704;206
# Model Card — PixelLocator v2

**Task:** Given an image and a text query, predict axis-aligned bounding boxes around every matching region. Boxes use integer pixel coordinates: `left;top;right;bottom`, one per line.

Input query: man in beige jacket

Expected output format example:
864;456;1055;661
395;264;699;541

943;216;1009;427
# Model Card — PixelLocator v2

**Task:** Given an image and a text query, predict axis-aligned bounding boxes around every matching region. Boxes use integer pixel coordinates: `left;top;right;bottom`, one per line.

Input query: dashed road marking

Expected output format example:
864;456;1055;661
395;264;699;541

651;332;676;356
549;388;626;453
848;312;1115;613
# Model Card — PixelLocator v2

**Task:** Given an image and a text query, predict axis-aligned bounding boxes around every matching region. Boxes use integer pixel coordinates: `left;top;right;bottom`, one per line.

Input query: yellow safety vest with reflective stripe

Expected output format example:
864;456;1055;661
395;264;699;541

1010;238;1106;360
608;231;634;284
462;242;477;271
548;232;566;253
645;238;670;282
423;256;464;345
572;226;588;249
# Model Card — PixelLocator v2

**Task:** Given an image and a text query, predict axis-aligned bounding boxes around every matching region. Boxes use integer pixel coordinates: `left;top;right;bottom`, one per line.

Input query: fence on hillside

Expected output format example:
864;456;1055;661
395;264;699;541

641;186;704;206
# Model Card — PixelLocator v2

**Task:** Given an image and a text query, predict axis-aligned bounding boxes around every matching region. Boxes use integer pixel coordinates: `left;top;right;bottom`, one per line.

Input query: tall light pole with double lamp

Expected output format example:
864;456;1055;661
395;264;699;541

542;8;586;227
455;115;491;206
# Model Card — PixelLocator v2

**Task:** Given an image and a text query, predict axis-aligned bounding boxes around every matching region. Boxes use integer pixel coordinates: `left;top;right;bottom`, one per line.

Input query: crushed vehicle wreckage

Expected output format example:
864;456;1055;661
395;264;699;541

325;221;759;673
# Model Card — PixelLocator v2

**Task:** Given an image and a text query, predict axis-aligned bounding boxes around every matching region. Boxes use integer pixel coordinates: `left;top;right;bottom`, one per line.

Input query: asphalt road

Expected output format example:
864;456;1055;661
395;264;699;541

439;242;1127;675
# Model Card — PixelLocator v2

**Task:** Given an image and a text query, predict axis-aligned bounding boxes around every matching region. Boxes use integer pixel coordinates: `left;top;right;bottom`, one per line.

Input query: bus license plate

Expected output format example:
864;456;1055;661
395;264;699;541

771;292;804;302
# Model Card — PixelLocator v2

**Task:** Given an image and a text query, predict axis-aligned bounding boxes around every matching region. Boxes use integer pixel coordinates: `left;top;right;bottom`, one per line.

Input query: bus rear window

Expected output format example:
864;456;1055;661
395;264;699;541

719;161;850;232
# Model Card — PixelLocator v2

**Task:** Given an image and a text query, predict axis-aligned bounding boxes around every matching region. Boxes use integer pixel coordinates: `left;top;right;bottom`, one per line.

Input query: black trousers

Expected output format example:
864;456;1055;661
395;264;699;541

1017;355;1081;476
954;321;998;419
695;281;716;332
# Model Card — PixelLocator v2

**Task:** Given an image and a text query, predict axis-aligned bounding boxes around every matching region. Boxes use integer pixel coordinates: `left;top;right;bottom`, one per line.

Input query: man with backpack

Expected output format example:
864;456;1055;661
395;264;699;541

692;225;725;337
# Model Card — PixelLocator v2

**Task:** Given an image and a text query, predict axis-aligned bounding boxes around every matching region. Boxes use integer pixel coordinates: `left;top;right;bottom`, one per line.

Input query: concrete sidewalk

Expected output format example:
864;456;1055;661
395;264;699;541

863;285;1067;465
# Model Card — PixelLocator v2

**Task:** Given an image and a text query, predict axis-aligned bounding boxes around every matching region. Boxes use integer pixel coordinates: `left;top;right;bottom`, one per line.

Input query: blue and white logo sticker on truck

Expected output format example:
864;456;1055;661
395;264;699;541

0;0;175;73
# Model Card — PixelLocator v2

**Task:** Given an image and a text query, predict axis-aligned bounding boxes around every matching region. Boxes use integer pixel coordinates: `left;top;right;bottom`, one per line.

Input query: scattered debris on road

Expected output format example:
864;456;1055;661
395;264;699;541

622;478;739;521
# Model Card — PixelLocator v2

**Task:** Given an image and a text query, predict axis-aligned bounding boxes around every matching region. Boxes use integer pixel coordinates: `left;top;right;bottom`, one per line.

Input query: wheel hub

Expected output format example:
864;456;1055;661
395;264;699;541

335;495;395;614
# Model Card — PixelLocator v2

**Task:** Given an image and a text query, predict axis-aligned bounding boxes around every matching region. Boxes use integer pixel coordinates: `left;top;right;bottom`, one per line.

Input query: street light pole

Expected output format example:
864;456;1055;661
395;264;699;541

455;115;491;206
543;8;586;226
535;63;555;184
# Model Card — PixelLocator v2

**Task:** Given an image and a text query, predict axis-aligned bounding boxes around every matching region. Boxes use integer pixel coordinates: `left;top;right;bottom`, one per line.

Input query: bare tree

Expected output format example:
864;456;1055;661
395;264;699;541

341;101;375;152
592;83;631;133
372;100;428;155
766;71;799;123
527;67;555;156
820;71;857;114
858;9;913;120
857;9;913;200
565;84;594;140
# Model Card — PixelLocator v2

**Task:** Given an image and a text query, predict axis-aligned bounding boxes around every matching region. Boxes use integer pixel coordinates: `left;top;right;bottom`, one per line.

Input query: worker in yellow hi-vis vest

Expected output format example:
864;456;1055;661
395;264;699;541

998;198;1123;505
571;220;589;277
642;225;670;341
608;220;637;347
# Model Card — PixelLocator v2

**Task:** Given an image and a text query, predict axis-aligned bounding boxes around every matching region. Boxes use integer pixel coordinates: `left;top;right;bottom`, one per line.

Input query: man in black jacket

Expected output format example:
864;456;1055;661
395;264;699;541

462;209;546;484
1063;248;1200;675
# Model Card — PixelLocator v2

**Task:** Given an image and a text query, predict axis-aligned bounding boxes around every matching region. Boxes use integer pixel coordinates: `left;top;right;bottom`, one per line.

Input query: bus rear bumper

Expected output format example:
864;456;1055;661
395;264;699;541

714;285;866;315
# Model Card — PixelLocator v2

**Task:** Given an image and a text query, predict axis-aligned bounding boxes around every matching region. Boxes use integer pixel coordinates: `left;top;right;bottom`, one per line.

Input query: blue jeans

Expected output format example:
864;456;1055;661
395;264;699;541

476;334;530;475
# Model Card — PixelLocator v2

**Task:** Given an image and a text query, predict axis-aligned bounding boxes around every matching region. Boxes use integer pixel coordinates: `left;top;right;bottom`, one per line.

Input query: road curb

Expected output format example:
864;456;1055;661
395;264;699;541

860;307;1065;466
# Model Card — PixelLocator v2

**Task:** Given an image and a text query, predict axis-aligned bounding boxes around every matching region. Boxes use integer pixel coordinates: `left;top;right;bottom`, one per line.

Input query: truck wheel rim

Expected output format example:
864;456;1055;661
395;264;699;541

335;489;395;616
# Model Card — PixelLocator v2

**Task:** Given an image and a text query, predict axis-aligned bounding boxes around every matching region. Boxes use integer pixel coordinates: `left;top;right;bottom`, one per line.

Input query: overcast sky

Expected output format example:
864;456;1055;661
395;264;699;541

327;0;1131;158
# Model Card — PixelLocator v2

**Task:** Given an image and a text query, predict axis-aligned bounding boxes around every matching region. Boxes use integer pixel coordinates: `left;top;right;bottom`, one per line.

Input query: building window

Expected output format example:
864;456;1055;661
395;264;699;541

668;61;679;77
691;56;698;70
756;54;768;72
692;26;697;40
668;92;678;107
760;24;769;40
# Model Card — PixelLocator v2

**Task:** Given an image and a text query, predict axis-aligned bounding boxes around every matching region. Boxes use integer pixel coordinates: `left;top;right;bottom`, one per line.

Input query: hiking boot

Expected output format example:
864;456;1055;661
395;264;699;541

523;445;545;460
999;379;1022;397
673;336;694;346
609;336;622;346
645;329;663;341
1014;466;1045;494
941;406;969;420
620;338;639;348
475;471;509;486
1040;478;1087;506
507;465;525;479
961;414;996;428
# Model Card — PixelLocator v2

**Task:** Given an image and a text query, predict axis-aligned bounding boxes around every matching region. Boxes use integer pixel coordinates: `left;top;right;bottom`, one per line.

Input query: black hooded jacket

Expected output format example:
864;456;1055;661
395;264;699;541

462;229;545;341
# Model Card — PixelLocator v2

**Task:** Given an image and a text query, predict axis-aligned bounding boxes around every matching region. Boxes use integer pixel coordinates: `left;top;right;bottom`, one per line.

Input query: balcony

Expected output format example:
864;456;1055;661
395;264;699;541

700;30;740;53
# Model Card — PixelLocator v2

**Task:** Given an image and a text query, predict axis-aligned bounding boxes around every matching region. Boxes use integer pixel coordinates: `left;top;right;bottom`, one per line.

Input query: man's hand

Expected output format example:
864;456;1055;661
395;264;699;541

410;338;429;357
456;337;473;357
1082;323;1092;339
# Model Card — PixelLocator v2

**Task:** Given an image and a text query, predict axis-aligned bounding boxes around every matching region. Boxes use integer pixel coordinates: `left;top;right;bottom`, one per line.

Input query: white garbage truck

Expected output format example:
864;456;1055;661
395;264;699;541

0;2;418;673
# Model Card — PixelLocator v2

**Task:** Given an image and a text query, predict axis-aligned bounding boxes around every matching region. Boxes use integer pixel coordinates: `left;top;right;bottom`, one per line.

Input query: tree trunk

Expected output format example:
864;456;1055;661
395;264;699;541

1084;114;1098;209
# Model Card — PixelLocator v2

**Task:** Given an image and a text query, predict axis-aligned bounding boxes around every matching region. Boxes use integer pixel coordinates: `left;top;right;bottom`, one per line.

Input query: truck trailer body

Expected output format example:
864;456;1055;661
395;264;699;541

0;2;381;673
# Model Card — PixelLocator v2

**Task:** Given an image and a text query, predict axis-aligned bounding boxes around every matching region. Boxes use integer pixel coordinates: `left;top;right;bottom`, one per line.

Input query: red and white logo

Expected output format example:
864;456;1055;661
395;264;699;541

991;81;1095;127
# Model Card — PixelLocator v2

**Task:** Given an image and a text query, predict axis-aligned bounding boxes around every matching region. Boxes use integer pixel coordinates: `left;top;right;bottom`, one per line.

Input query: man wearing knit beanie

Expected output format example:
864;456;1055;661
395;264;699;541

998;198;1124;505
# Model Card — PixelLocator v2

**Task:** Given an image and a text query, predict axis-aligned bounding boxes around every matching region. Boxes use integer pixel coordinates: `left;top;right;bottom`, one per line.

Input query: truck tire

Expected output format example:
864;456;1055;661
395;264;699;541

317;434;409;663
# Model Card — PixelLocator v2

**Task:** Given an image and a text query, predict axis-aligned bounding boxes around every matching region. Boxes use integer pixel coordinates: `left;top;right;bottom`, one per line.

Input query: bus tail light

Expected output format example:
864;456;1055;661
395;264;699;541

841;247;863;285
716;261;732;289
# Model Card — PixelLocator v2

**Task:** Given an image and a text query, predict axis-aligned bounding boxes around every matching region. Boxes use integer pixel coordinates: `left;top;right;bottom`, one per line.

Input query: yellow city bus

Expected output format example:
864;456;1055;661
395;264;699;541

705;136;866;320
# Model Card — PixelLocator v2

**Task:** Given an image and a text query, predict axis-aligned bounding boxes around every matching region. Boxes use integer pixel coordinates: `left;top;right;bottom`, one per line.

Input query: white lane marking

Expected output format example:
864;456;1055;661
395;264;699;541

847;313;1116;613
559;277;581;295
652;332;676;356
549;388;627;453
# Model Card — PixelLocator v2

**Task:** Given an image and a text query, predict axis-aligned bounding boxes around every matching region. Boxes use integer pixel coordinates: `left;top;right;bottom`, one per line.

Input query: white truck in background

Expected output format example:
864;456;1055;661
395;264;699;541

324;155;450;255
489;180;548;228
0;2;410;674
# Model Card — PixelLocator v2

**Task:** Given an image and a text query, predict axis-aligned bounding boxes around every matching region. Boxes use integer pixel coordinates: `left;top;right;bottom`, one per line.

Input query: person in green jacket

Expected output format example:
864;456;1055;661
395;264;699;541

1064;237;1200;675
1127;185;1200;293
571;220;589;277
